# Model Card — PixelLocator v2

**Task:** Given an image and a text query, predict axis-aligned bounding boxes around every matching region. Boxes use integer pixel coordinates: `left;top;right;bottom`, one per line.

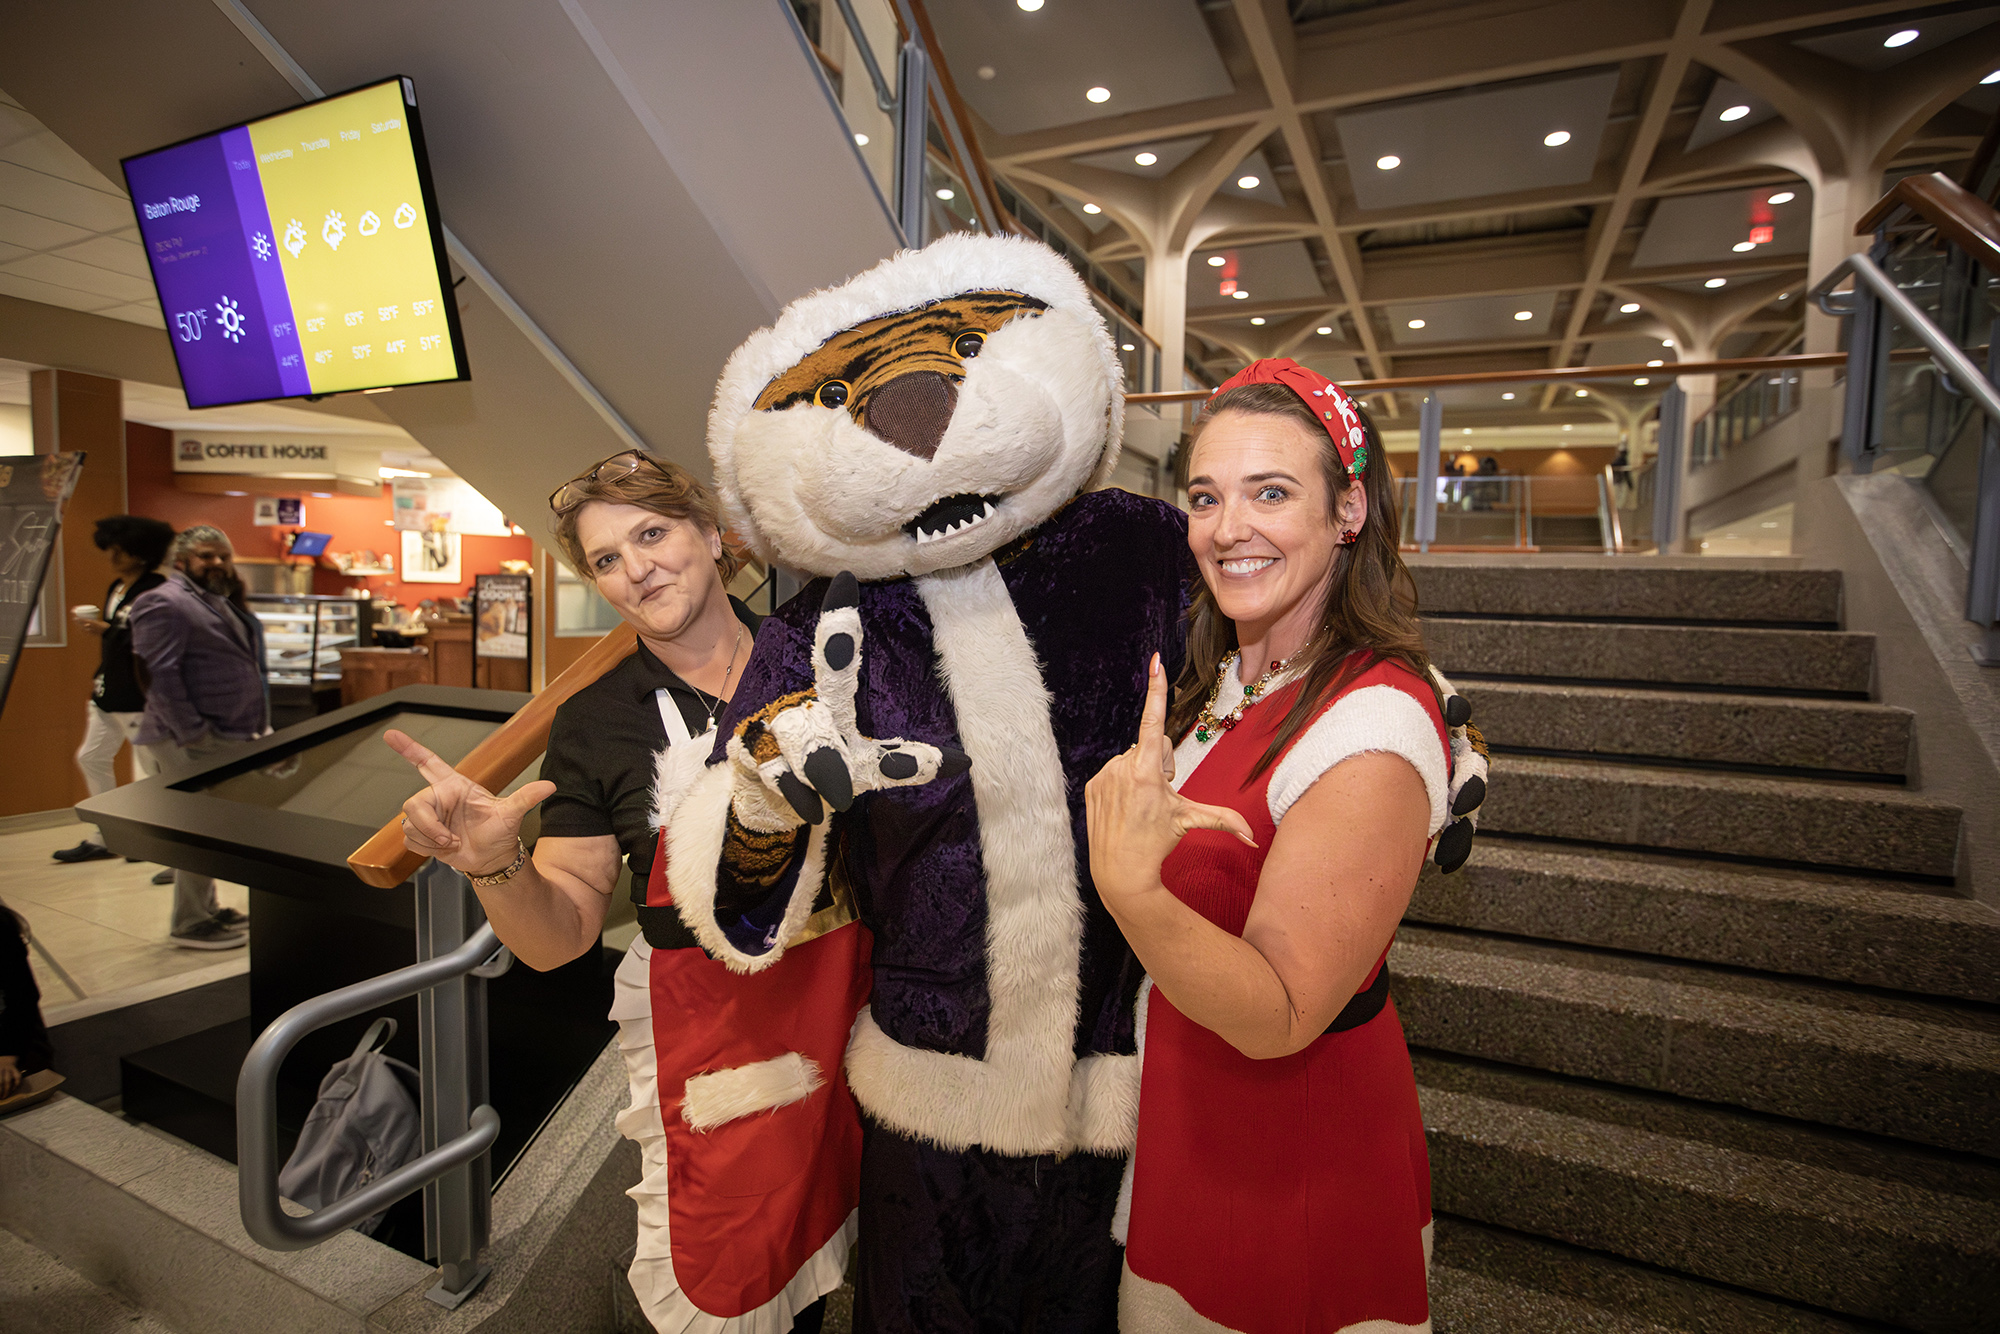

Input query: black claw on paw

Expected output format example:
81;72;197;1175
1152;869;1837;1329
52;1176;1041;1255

823;632;855;671
823;571;860;612
1444;695;1472;729
777;771;824;826
879;751;919;780
802;747;855;812
1451;775;1486;818
936;747;972;780
1435;817;1474;873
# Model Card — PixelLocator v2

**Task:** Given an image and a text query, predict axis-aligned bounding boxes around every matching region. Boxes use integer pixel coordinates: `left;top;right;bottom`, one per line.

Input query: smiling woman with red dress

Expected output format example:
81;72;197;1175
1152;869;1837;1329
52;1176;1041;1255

1086;360;1451;1333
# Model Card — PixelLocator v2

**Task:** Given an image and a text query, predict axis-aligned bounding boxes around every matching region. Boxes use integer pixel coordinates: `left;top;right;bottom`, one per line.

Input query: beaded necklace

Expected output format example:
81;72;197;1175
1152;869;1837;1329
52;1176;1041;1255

1193;653;1292;744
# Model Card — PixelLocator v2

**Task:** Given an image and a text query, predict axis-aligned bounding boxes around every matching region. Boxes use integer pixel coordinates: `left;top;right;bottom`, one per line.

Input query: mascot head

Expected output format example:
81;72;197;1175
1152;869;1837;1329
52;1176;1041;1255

708;233;1123;581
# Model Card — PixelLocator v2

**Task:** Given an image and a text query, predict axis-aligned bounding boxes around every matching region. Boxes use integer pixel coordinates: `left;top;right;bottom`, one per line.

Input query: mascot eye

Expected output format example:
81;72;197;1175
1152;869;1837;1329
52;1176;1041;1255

952;330;986;359
814;379;851;409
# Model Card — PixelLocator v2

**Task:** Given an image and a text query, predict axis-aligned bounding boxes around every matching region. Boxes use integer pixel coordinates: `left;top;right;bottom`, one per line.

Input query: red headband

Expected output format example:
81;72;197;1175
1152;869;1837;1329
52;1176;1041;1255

1210;357;1370;481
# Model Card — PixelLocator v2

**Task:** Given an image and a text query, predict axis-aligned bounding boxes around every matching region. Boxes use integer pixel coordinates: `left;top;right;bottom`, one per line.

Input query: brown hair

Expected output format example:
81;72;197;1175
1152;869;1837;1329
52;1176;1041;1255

1167;382;1437;778
551;453;749;584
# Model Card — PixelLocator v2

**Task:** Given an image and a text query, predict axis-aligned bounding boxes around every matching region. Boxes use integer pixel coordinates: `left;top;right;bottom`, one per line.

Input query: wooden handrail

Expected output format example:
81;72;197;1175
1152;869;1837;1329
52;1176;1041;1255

346;622;638;888
1855;171;2000;276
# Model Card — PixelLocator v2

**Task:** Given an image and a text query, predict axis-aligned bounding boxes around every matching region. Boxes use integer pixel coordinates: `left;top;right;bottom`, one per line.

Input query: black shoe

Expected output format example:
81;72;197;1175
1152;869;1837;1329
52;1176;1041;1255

52;841;115;864
170;918;248;951
151;868;175;885
213;907;248;930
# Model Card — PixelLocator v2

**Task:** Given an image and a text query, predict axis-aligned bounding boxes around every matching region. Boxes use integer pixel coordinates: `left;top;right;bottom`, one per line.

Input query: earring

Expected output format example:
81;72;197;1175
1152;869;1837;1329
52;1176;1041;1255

1338;527;1361;547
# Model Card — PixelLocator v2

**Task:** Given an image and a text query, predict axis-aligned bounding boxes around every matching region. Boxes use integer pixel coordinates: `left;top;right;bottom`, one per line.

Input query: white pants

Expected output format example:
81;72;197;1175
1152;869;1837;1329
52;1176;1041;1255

75;703;154;843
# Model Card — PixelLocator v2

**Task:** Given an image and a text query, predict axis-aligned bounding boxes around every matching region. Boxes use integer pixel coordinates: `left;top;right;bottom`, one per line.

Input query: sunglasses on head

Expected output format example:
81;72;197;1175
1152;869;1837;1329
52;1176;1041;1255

549;450;671;514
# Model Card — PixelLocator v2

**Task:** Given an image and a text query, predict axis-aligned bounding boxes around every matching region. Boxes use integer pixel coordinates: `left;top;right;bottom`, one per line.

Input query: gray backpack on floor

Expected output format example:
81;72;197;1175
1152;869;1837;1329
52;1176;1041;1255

279;1016;422;1236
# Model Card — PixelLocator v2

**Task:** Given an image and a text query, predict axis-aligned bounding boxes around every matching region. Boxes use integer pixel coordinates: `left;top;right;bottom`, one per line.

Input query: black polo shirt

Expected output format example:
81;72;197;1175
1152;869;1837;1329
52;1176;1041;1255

538;597;761;904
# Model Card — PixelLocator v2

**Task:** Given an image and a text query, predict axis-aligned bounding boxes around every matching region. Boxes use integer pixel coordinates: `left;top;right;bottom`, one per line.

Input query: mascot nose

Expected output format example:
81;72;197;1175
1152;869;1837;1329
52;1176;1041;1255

864;372;958;460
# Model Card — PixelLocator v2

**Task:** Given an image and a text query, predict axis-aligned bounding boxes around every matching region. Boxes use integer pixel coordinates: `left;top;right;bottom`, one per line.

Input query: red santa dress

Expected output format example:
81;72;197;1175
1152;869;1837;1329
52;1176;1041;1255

1117;655;1451;1334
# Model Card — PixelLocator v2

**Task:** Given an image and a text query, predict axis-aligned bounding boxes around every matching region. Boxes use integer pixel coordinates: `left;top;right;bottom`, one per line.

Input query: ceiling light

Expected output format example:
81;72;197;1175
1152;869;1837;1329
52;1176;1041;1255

1407;319;1425;329
1018;0;1044;10
380;466;433;478
1513;310;1533;321
1732;241;1755;252
1376;154;1401;170
1207;255;1226;267
1250;317;1266;326
1705;277;1727;288
1986;71;2000;85
1719;104;1751;122
977;66;997;80
1761;521;1779;529
1777;292;1789;300
1574;388;1589;397
1768;190;1795;204
1884;28;1919;48
1619;301;1641;313
223;490;248;497
1134;151;1158;166
1461;427;1473;435
1233;290;1249;300
1634;377;1649;386
936;188;955;200
1082;202;1101;214
363;386;394;394
1543;130;1571;147
1086;86;1110;103
1501;391;1515;400
1661;338;1673;346
1236;174;1260;189
1563;424;1572;430
1316;326;1333;335
1121;343;1135;351
1647;359;1663;367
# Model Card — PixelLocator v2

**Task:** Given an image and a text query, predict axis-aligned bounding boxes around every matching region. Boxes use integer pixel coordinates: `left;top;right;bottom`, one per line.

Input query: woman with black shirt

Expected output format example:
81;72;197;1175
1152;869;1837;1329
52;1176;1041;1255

54;515;175;865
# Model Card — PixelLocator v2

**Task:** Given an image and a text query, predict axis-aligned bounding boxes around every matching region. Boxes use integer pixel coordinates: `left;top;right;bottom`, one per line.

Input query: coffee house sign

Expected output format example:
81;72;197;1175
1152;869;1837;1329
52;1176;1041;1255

172;432;384;483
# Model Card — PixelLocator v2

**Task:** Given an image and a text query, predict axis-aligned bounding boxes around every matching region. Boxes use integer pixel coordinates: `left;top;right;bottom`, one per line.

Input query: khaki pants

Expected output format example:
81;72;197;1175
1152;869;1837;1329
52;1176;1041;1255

142;733;246;935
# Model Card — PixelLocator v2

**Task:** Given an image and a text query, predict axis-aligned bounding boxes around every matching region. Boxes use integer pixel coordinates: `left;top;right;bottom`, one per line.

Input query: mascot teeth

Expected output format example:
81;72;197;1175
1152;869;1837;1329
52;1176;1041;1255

908;494;1001;544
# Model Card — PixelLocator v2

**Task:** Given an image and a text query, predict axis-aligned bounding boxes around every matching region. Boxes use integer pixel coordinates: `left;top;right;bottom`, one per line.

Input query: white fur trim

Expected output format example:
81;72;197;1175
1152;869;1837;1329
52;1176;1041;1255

652;739;717;830
681;1052;825;1132
667;762;829;974
1066;1053;1141;1155
1111;976;1153;1246
1267;684;1449;836
610;938;854;1331
841;559;1085;1154
707;233;1124;578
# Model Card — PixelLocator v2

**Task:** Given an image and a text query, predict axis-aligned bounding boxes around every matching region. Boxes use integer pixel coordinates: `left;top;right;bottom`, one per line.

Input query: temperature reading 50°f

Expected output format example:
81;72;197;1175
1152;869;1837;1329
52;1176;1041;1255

173;308;208;343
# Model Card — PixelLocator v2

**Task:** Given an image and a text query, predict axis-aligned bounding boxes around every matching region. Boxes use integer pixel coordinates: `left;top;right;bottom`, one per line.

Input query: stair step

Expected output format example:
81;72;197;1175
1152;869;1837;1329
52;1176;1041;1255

1411;559;1843;625
1415;1054;2000;1330
1431;1216;1879;1333
1408;842;2000;1003
1427;618;1875;695
0;1225;180;1334
1461;680;1912;777
1393;926;2000;1156
1480;756;1961;878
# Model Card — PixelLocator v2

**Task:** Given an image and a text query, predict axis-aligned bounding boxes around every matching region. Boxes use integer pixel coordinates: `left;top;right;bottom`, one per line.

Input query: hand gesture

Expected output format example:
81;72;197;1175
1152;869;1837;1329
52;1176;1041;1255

1086;654;1256;907
1429;667;1488;873
76;616;109;637
727;572;968;830
387;729;557;878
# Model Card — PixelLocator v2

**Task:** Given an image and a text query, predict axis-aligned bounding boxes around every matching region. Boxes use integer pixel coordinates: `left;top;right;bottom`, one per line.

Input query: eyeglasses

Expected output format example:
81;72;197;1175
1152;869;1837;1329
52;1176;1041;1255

549;449;670;514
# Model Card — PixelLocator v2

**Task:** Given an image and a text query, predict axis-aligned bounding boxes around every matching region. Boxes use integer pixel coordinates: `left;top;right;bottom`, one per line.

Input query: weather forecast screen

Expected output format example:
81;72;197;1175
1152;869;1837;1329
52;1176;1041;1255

122;77;467;409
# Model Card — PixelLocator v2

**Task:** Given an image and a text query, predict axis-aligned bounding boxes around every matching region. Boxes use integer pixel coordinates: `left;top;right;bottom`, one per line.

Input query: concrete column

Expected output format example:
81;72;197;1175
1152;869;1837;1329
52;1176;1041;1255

1143;243;1190;392
1803;172;1882;355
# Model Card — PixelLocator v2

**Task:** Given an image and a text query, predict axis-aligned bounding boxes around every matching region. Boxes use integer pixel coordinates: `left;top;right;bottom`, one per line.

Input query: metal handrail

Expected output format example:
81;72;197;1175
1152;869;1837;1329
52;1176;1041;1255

1813;252;2000;425
237;922;503;1251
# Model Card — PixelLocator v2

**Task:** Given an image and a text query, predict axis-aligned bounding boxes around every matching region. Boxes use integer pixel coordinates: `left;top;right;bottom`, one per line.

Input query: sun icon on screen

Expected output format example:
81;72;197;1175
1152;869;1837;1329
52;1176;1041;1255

215;296;246;344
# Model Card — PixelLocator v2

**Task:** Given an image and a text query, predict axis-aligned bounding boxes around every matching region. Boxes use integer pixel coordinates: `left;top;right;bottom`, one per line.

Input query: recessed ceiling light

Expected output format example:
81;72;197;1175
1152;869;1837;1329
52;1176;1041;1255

1316;326;1333;335
936;188;954;200
854;132;869;146
1121;343;1135;351
1768;190;1795;204
1986;71;2000;85
1513;310;1533;321
1705;277;1727;288
1762;521;1779;529
1233;290;1249;300
1207;255;1226;267
223;490;248;497
1461;427;1473;435
1661;338;1673;347
1376;154;1401;171
1647;359;1663;367
1236;174;1260;189
1732;241;1756;252
1501;391;1515;400
1719;104;1751;122
1575;388;1589;397
1086;86;1110;103
1634;377;1650;386
1407;319;1425;329
1619;301;1641;313
1082;202;1101;214
1543;130;1571;147
1777;292;1789;300
1018;0;1043;10
1134;151;1158;166
1250;317;1266;326
977;66;997;80
1884;28;1919;48
1562;424;1573;430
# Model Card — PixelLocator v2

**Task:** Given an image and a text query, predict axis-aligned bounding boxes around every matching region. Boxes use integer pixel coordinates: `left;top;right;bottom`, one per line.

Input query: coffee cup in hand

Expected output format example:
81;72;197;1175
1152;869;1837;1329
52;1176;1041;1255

72;604;100;621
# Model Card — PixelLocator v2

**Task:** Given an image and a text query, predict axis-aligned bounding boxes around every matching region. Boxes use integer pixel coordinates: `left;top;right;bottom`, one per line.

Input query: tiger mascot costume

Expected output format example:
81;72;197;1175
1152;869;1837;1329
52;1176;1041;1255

619;232;1486;1332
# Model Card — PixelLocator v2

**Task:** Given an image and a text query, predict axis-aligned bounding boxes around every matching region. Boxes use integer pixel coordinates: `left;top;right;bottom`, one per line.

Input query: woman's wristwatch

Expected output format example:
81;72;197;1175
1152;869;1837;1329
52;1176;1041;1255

468;838;528;888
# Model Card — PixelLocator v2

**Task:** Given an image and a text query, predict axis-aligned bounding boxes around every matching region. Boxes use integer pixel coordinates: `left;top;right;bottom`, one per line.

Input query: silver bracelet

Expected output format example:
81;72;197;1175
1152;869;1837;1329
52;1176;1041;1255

468;839;528;888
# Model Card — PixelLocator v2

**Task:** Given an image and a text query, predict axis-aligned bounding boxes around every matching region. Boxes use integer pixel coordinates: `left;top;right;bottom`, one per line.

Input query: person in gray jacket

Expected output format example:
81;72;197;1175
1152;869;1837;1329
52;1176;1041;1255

128;525;269;949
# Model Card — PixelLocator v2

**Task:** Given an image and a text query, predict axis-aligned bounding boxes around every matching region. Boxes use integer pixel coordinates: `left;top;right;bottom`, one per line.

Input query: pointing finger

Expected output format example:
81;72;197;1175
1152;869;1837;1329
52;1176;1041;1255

814;572;862;733
385;728;463;788
1136;653;1170;752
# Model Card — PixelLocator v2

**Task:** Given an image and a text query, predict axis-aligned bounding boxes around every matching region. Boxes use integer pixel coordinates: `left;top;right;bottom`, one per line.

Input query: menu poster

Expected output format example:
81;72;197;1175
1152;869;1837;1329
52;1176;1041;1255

0;453;85;712
473;573;530;663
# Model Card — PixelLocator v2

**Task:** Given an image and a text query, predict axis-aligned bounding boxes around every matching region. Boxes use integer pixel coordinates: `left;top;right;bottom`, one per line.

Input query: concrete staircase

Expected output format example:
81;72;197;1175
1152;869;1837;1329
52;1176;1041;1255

1406;557;2000;1334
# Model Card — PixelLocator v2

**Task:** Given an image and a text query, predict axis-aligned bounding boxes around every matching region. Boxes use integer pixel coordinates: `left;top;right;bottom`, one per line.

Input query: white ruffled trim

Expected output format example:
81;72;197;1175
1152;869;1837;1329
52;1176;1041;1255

611;938;855;1332
1267;684;1448;836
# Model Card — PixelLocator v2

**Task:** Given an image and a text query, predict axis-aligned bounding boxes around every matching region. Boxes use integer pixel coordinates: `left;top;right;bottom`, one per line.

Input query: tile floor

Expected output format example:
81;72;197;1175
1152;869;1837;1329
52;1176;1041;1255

1;817;249;1023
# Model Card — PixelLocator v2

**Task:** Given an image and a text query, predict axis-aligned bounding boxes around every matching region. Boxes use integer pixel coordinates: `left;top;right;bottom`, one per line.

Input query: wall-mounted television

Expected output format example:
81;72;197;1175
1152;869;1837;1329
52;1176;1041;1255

122;76;470;409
